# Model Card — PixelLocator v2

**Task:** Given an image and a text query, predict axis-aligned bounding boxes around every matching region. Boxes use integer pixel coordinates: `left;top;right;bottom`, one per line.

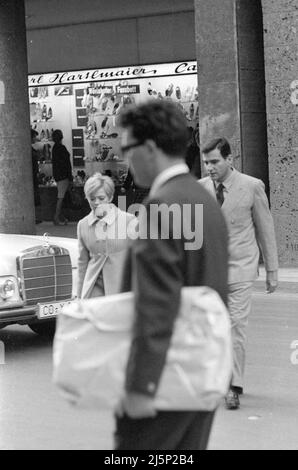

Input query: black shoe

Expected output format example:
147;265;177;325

231;386;243;395
35;219;42;225
53;218;65;226
225;390;240;410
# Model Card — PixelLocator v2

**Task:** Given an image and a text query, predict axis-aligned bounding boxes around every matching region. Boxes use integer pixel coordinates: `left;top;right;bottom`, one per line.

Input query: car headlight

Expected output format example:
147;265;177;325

0;279;16;300
0;277;22;306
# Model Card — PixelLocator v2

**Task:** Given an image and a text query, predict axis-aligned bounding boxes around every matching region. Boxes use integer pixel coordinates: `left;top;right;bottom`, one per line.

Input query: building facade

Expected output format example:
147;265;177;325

0;0;297;265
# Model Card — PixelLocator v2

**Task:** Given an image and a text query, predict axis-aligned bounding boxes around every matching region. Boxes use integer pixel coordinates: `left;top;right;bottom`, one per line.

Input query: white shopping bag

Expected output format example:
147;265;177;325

53;287;232;410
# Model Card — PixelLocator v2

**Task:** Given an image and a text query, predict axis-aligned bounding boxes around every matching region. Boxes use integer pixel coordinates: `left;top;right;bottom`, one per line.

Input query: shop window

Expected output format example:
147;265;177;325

29;61;200;213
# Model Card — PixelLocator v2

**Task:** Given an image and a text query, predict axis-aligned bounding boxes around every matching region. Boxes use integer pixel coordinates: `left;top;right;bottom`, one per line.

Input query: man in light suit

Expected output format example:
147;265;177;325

199;137;278;410
114;101;229;450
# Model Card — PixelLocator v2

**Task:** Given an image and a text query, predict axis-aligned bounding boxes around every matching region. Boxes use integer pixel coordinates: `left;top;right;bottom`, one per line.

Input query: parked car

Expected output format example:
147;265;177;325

0;233;78;336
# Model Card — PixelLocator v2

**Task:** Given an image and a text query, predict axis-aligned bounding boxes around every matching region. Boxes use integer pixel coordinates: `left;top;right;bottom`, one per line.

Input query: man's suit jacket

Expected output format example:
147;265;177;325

122;173;229;398
199;170;278;284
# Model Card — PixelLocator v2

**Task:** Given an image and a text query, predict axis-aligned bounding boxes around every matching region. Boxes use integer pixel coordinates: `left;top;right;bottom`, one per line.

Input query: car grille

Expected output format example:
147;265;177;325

17;246;72;305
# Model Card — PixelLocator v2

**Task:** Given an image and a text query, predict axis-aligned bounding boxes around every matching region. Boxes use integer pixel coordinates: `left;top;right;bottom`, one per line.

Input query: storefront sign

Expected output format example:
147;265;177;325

28;61;197;87
116;84;140;94
89;86;114;96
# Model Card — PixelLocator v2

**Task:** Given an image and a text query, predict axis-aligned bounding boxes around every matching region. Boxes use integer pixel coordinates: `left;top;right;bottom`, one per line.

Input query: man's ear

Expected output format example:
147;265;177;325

227;155;234;167
146;139;158;153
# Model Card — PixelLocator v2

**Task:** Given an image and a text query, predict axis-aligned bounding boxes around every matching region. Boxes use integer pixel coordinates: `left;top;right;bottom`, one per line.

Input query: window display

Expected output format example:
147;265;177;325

29;61;199;218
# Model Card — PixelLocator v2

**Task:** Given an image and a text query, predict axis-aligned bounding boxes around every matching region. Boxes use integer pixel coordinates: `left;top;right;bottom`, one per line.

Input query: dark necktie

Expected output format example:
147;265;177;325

216;183;225;207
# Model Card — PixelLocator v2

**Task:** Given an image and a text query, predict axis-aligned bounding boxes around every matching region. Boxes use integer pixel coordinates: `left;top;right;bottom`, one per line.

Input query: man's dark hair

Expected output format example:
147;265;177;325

52;129;63;143
119;100;189;157
202;137;231;159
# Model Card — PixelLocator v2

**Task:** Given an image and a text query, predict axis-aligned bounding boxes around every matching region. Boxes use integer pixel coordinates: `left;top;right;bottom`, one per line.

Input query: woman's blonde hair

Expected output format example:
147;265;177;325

84;172;115;202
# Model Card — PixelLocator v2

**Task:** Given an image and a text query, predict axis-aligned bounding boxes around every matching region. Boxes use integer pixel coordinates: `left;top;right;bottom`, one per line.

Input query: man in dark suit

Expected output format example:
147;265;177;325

115;100;229;450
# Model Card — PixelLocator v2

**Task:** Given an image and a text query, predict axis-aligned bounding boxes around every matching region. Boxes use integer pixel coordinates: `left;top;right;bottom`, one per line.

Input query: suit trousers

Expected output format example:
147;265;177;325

228;281;254;389
114;410;216;450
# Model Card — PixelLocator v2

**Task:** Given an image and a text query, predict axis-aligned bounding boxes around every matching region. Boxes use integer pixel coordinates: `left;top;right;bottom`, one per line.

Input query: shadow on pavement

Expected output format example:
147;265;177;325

0;325;53;353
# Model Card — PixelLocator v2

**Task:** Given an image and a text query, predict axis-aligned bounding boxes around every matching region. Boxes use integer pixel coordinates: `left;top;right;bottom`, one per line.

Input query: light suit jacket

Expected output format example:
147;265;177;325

199;170;278;284
77;205;136;299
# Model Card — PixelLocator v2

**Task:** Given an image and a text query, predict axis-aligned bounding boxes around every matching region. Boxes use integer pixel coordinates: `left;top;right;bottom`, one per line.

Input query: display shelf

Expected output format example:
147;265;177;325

84;160;128;184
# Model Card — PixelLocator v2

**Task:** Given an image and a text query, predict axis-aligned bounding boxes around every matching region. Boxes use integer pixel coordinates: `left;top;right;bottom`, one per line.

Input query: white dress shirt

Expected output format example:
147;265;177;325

149;163;189;198
213;168;236;201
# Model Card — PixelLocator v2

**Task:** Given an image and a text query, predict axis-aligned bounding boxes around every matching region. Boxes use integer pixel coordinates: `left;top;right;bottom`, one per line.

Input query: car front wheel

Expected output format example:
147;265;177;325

29;320;56;337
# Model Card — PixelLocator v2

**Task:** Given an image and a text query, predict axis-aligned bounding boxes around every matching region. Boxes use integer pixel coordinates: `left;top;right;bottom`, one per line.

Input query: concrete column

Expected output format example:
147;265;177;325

194;0;241;168
236;0;269;186
194;0;269;186
263;0;298;266
0;0;35;234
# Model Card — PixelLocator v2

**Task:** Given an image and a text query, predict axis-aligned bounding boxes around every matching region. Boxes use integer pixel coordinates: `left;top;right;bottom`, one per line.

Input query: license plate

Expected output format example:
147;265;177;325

37;301;73;320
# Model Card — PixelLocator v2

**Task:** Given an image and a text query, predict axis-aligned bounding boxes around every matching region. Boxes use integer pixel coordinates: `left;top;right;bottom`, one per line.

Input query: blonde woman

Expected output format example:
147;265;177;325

77;172;137;299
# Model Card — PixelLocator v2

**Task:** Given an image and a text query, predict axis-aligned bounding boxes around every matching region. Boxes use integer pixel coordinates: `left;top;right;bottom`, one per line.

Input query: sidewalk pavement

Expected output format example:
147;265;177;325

35;222;298;293
255;266;298;293
35;221;78;239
